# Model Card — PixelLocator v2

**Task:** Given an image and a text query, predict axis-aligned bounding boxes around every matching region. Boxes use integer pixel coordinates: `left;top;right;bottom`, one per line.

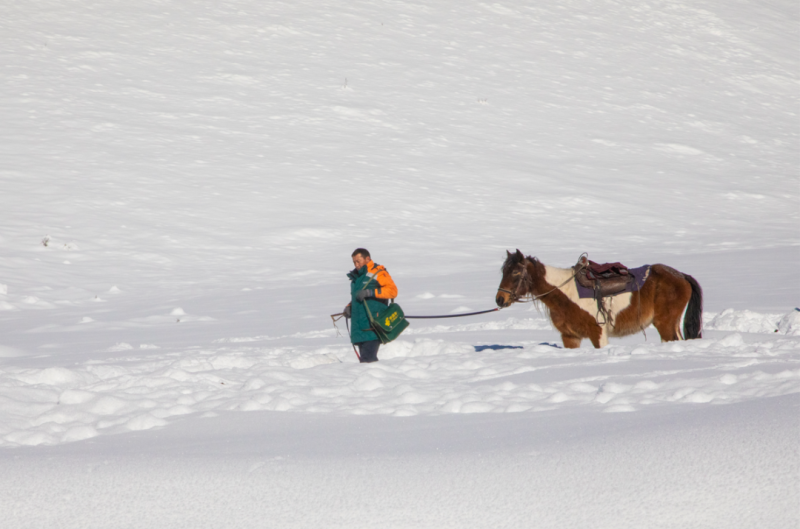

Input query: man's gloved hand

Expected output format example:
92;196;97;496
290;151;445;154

343;304;351;318
355;289;372;302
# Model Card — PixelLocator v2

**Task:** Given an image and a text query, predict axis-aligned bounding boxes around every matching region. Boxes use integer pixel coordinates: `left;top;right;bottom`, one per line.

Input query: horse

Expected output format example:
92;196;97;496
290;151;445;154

495;250;703;348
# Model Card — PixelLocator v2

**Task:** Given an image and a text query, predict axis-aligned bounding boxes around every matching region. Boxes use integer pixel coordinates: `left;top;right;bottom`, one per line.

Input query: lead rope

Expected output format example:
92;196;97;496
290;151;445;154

406;307;500;319
345;317;361;361
330;312;360;361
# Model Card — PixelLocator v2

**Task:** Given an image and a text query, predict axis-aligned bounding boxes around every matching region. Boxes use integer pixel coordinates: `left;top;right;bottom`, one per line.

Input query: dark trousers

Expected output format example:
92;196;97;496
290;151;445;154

357;340;380;363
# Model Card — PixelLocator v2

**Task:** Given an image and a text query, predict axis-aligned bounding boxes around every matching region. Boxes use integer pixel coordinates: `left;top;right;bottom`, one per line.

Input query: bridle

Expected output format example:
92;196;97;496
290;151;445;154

497;258;575;305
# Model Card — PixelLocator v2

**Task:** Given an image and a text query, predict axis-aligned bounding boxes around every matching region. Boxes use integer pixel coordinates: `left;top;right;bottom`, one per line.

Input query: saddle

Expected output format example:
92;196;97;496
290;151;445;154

573;254;634;298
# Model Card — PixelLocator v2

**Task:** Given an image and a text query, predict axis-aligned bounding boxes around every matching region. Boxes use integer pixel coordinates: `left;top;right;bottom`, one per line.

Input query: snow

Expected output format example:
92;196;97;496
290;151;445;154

778;309;800;336
4;331;797;445
1;0;799;527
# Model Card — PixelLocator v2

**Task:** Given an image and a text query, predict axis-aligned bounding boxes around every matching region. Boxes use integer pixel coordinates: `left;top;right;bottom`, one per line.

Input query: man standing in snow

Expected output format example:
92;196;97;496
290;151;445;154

343;248;398;363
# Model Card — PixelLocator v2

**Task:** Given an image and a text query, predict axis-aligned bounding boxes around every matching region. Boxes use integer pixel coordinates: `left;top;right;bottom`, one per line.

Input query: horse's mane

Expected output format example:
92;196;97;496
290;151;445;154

501;251;538;274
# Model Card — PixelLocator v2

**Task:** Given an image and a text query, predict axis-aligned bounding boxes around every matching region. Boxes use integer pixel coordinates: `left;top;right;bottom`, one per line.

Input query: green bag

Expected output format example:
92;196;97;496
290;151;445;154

363;301;410;344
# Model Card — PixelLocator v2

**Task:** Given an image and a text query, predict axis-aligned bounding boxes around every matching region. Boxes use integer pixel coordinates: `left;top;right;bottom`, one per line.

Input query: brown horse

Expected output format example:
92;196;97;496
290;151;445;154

495;250;703;348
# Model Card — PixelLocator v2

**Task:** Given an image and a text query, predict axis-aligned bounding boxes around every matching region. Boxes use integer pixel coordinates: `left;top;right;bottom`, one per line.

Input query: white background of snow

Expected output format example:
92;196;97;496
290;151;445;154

1;0;798;527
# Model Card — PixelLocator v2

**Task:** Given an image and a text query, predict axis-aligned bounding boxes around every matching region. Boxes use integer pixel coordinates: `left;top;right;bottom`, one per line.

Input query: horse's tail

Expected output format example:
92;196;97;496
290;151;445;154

683;274;703;339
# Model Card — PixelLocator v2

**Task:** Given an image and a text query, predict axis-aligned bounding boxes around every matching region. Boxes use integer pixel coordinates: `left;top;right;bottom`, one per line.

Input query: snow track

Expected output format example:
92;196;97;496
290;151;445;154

3;323;798;447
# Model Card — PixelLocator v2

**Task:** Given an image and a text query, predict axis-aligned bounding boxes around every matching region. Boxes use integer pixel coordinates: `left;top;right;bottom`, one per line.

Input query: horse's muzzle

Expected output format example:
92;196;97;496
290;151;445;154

496;287;515;308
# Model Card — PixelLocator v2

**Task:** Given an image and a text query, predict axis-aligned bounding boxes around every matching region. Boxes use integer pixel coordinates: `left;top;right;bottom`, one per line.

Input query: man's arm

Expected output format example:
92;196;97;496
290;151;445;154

373;268;398;299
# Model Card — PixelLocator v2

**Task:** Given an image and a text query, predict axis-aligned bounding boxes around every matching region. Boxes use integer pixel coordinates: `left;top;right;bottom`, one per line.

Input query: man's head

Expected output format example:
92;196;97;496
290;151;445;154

352;248;371;269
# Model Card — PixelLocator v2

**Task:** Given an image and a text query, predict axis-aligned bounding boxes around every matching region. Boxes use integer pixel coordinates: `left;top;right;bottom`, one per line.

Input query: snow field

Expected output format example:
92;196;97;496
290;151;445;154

1;0;798;299
4;392;798;529
3;311;798;448
706;307;800;335
1;0;798;526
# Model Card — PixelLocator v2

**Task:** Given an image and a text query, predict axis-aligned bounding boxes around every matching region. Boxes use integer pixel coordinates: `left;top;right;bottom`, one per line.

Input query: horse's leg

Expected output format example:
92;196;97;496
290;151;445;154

651;266;693;342
560;326;602;348
653;317;681;342
593;326;609;348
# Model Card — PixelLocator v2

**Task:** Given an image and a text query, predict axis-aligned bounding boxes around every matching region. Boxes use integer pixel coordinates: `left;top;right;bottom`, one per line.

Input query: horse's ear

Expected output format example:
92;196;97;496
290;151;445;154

506;250;512;257
515;249;524;258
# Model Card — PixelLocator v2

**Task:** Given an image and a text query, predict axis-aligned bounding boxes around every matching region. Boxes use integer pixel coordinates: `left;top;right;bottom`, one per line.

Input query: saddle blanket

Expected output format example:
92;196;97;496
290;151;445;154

575;265;651;299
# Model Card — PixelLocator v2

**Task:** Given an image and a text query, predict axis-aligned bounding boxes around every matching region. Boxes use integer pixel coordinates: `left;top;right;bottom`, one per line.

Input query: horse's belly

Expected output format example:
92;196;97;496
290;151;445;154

574;293;633;336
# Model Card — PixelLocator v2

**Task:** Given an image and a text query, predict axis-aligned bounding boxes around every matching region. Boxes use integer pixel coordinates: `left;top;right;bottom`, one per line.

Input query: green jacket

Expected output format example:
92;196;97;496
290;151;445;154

347;265;390;344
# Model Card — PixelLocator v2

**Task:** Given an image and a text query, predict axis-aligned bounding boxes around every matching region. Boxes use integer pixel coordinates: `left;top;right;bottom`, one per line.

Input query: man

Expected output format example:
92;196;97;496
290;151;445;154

343;248;398;363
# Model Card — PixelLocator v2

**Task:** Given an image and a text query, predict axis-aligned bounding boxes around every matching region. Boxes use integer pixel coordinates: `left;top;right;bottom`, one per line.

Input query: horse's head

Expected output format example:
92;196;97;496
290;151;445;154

496;249;531;308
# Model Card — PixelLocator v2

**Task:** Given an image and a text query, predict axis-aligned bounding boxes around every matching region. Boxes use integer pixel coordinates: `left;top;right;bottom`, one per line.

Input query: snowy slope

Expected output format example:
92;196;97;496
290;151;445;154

2;0;797;296
1;0;798;527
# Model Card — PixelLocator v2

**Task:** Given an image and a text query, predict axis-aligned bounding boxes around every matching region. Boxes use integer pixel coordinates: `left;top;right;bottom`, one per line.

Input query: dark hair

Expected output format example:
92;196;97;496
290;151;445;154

351;248;371;259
